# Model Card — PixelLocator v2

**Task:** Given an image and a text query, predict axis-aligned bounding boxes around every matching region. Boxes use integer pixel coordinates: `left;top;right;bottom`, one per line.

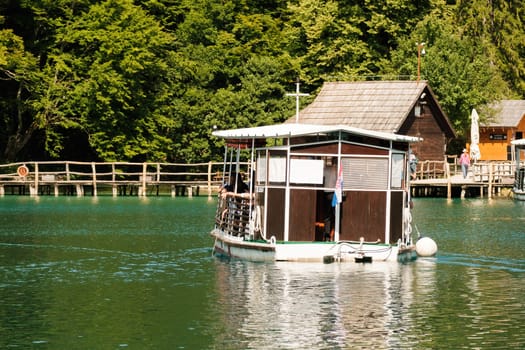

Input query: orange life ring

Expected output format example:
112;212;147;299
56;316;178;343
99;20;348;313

17;165;29;177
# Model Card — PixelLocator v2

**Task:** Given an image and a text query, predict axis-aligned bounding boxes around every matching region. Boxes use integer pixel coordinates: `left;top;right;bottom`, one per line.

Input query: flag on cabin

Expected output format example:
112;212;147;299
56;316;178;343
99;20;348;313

331;163;343;207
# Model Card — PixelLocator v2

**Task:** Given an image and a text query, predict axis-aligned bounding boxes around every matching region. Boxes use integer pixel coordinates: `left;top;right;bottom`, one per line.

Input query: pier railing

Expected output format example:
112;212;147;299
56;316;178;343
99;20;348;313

413;159;516;198
0;161;249;197
415;159;515;182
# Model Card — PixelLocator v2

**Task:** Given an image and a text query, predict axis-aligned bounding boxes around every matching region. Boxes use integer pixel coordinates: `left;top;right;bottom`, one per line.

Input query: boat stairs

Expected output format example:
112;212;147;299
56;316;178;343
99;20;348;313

411;159;516;199
0;161;234;198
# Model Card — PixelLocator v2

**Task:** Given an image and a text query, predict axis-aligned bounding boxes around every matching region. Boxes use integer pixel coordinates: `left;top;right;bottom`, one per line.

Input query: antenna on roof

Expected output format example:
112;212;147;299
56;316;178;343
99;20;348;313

286;78;309;123
416;42;426;83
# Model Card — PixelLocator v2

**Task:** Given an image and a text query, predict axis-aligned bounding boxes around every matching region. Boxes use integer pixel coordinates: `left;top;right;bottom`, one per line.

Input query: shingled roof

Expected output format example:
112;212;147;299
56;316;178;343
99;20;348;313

484;100;525;127
286;80;455;137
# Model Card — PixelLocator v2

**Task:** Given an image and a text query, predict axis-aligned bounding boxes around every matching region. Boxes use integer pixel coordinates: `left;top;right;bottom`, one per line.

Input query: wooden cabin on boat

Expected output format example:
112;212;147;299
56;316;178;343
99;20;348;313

477;100;525;161
286;81;456;162
213;124;420;249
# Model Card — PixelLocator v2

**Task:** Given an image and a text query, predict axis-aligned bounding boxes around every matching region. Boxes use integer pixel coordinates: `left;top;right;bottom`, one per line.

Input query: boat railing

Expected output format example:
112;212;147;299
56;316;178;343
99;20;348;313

215;192;255;238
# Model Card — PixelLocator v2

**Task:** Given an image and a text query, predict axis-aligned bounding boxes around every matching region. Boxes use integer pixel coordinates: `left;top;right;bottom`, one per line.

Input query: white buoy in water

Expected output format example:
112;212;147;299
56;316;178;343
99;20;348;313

416;237;438;257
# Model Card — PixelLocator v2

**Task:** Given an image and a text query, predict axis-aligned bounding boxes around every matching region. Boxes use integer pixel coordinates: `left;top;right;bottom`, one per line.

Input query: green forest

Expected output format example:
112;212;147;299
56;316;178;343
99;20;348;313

1;0;523;163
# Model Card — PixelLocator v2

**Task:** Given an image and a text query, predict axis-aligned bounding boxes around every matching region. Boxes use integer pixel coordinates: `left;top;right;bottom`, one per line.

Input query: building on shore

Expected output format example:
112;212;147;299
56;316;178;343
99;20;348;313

476;100;525;161
285;80;456;163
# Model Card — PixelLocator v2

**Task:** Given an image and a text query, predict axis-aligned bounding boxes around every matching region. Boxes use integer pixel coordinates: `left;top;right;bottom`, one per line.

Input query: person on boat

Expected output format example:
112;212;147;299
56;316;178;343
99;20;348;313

409;150;418;180
220;172;249;196
323;159;338;241
459;148;471;179
218;173;251;232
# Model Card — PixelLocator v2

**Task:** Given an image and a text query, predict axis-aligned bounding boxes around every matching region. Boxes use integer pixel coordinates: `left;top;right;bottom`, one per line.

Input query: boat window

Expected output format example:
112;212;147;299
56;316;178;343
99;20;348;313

256;154;266;184
391;153;405;189
268;157;286;183
342;157;389;190
256;150;288;185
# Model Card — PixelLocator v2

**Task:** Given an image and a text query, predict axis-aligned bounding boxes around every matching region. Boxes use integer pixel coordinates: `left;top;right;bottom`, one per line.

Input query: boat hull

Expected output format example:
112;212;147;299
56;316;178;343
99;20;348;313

211;228;416;263
513;189;525;201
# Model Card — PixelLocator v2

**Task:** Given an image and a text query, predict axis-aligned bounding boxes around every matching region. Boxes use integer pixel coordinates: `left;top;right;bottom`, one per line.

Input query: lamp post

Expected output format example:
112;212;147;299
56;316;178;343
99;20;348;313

417;42;425;83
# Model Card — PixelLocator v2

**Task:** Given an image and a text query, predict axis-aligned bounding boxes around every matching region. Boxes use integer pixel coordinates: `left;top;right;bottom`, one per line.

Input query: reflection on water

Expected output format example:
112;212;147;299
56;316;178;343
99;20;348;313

1;197;524;349
212;261;426;349
212;255;524;349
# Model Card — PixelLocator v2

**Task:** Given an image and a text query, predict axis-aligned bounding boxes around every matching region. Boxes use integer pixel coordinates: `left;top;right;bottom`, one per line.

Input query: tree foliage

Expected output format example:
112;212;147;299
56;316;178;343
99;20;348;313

0;0;523;162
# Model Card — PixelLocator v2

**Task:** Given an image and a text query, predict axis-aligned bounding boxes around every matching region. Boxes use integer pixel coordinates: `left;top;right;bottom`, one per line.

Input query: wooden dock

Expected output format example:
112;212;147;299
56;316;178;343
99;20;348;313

411;160;516;198
0;161;244;198
0;160;517;199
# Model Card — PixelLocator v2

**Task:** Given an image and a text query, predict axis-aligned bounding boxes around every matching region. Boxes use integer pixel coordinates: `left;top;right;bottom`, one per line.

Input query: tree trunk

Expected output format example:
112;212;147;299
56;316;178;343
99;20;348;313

3;83;36;162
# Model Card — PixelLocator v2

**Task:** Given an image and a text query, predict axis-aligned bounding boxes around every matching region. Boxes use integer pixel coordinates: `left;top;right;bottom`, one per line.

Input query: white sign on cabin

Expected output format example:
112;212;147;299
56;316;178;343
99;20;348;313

289;159;324;184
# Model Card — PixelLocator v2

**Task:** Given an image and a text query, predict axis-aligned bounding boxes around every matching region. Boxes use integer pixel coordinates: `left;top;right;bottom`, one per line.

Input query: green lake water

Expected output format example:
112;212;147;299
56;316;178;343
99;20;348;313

0;196;524;349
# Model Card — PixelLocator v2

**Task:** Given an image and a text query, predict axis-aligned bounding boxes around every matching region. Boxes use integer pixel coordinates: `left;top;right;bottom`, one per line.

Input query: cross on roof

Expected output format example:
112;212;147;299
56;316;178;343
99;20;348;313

286;79;309;123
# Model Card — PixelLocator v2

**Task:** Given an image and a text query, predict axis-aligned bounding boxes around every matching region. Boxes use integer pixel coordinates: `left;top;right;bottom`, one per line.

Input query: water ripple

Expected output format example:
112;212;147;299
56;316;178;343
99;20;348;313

437;253;525;272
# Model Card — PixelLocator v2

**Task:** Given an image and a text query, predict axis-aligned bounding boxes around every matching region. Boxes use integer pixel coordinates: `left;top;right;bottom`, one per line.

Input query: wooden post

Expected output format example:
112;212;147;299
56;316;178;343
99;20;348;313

446;163;451;200
111;164;117;197
66;162;70;182
32;162;39;196
0;185;4;196
140;163;147;196
207;161;212;200
488;163;493;199
76;184;83;197
92;162;97;197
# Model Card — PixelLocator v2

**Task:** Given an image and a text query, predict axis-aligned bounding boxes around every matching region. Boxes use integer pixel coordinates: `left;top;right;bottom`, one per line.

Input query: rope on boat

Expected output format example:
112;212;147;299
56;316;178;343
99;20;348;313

325;240;394;261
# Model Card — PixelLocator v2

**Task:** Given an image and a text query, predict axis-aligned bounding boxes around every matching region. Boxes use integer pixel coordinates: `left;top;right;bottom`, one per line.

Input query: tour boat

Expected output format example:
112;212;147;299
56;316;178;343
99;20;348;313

210;123;433;263
512;139;525;200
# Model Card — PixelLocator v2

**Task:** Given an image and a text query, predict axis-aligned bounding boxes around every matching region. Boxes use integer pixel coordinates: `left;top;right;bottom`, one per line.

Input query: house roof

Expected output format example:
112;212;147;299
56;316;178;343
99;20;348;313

285;80;455;137
212;123;422;143
484;100;525;127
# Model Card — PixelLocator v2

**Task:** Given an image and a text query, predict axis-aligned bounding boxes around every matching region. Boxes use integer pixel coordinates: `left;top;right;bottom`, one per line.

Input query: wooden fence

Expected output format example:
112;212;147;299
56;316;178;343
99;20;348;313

415;159;515;181
413;159;516;198
0;161;249;197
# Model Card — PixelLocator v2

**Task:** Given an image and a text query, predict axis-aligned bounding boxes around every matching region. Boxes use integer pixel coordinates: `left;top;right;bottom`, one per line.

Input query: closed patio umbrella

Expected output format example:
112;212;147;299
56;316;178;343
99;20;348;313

470;108;481;162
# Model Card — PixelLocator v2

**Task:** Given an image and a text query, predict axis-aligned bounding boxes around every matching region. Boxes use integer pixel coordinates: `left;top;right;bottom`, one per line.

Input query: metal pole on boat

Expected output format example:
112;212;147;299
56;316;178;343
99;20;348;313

384;145;393;244
228;148;234;183
235;146;241;193
222;146;228;185
248;138;255;235
334;148;341;242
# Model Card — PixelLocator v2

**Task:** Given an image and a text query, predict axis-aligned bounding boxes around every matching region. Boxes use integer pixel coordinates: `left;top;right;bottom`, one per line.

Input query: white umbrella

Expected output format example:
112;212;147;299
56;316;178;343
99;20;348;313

470;108;481;162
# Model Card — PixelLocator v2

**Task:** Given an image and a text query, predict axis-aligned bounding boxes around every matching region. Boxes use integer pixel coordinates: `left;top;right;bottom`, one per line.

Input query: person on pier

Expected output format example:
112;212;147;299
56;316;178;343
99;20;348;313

459;148;471;179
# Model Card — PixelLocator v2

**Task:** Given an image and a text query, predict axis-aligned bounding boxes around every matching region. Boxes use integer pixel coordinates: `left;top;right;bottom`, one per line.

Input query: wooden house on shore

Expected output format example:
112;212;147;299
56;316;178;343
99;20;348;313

286;81;456;162
477;100;525;161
